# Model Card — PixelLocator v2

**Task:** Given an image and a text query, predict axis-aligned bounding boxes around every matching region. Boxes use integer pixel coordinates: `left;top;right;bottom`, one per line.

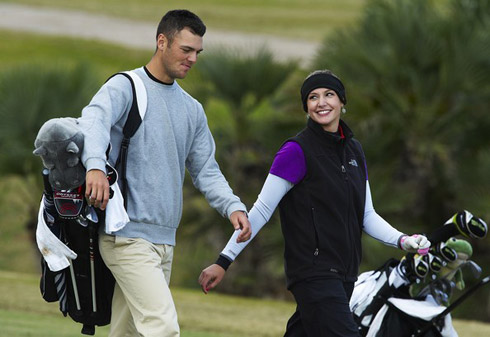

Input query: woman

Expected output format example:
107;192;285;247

198;70;430;337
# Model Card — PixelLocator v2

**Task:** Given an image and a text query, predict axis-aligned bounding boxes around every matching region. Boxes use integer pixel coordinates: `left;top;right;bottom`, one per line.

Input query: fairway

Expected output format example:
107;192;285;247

0;270;293;336
1;270;490;337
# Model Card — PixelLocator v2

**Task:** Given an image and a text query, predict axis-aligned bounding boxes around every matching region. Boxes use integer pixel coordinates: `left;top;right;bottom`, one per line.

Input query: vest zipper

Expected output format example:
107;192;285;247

339;139;348;180
311;207;320;257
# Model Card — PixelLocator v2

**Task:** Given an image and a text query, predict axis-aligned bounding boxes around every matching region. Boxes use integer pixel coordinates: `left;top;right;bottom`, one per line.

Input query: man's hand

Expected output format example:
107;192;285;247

85;169;110;210
230;210;251;243
198;264;226;294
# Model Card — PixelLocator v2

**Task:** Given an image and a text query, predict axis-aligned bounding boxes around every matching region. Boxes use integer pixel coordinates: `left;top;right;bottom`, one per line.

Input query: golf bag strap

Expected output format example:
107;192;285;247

106;71;147;209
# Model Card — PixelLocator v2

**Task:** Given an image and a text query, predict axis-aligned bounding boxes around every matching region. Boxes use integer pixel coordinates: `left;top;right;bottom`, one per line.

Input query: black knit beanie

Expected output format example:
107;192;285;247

300;73;347;112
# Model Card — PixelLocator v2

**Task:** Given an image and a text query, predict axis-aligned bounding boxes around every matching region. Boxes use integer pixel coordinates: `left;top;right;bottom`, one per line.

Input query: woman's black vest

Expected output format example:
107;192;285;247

278;118;367;288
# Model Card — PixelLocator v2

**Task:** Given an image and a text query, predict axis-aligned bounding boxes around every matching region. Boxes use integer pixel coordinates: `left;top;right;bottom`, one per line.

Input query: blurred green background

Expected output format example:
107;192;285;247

1;0;490;332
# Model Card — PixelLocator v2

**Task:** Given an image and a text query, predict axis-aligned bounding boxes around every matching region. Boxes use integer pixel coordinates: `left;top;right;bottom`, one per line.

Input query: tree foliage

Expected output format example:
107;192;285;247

179;49;300;297
312;0;490;320
313;0;490;229
0;62;100;245
0;62;99;179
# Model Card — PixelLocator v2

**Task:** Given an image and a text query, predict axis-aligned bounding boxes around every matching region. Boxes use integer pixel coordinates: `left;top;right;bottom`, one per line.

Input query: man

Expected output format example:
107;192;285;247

80;9;251;336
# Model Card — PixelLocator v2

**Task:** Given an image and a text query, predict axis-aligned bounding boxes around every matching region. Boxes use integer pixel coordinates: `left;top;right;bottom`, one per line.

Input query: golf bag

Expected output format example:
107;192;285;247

37;70;147;335
351;259;457;337
40;175;114;335
350;212;488;337
39;172;115;335
354;269;490;337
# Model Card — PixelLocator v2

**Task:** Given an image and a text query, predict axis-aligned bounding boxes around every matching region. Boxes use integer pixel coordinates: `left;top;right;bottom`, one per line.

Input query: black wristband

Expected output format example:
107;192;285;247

397;235;407;250
215;254;232;271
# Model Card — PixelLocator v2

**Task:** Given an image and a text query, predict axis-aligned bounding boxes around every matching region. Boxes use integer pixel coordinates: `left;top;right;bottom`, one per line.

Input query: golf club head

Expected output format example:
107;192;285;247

85;205;99;223
453;210;488;239
464;260;482;279
424;253;444;273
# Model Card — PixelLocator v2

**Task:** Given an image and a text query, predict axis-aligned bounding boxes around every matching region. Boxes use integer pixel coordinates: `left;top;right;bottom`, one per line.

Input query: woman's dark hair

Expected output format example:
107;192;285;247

156;9;206;43
300;69;346;112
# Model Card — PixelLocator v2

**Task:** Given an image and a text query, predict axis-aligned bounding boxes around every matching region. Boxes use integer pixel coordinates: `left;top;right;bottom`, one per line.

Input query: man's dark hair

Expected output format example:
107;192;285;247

156;9;206;43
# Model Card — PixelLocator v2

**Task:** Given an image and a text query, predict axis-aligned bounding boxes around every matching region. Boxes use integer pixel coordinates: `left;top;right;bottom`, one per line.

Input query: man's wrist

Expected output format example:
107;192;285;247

226;204;248;219
85;158;107;174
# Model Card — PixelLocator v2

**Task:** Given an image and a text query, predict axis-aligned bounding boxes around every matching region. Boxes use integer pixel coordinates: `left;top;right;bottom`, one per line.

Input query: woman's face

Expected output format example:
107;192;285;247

306;88;343;133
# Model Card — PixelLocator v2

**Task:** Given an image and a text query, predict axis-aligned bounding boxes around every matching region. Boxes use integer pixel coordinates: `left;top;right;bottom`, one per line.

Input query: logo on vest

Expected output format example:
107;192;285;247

349;159;358;167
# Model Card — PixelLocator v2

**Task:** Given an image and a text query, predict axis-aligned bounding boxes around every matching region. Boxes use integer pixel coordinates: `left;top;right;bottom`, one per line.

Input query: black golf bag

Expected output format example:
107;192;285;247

36;70;147;335
39;170;115;335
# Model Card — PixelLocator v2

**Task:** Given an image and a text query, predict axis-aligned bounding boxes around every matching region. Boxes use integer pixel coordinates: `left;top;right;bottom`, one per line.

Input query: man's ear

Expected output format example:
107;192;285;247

157;33;167;51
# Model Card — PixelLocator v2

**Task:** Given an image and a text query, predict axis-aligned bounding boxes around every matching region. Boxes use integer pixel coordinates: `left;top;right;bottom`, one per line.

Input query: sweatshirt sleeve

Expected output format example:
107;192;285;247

217;174;293;269
363;180;405;247
185;103;246;218
78;75;132;172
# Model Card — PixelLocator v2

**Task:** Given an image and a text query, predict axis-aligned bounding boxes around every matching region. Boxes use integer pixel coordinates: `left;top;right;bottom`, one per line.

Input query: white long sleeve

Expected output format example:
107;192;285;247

220;178;404;263
221;174;293;261
363;180;405;247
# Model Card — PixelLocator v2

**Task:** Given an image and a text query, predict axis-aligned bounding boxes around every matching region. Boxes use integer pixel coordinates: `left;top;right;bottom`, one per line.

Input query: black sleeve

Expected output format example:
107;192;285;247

215;254;232;271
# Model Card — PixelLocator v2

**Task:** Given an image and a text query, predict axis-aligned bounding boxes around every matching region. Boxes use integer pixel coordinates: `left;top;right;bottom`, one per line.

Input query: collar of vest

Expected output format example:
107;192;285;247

306;118;354;143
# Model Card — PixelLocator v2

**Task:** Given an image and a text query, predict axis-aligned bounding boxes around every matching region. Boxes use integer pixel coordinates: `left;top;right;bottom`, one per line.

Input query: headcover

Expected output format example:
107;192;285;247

33;118;85;190
300;73;347;112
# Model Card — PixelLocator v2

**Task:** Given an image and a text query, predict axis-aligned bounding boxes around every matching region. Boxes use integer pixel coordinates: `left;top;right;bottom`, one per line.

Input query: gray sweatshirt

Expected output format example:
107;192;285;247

79;67;246;245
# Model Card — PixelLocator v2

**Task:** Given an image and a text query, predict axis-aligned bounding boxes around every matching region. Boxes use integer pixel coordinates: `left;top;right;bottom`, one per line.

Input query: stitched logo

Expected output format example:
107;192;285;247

349;159;358;167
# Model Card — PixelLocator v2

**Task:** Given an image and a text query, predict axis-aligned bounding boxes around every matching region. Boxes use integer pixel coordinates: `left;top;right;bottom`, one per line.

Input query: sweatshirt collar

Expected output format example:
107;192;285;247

144;66;174;86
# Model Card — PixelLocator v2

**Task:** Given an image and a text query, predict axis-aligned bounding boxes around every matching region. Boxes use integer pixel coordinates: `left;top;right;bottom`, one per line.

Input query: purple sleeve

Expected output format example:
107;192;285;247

269;141;306;184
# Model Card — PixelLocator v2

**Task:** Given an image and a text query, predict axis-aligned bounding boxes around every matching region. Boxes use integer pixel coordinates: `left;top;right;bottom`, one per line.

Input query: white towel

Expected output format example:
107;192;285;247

35;197;77;272
105;182;129;234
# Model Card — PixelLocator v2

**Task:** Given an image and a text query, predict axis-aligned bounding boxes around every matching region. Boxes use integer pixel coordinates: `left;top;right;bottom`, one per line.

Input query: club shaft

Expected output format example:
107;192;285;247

68;260;81;311
90;258;97;312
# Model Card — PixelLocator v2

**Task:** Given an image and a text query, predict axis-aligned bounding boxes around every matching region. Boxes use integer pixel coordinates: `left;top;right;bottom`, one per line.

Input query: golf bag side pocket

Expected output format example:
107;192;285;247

40;257;62;302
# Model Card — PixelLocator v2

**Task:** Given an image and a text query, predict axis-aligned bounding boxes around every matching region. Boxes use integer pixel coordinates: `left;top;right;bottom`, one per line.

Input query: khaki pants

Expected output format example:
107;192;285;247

99;233;179;337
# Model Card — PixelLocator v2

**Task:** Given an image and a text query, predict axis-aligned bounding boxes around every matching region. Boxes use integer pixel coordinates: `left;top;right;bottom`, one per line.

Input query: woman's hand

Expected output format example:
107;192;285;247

400;234;431;255
198;264;226;294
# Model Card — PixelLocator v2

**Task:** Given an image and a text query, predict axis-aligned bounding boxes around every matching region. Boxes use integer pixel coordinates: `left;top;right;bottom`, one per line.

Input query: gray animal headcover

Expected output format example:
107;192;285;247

33;118;85;190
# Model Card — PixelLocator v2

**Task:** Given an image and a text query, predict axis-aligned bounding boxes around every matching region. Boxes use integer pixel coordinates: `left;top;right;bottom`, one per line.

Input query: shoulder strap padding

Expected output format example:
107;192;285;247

122;70;147;122
108;71;147;138
105;70;147;208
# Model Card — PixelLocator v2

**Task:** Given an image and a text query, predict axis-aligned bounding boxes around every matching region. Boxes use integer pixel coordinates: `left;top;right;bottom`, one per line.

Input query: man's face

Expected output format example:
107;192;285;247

159;28;203;82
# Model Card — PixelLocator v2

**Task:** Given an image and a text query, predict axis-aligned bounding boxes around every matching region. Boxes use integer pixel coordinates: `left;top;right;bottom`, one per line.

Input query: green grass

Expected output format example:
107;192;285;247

0;0;365;41
0;177;39;274
0;29;148;77
0;270;293;336
1;270;490;337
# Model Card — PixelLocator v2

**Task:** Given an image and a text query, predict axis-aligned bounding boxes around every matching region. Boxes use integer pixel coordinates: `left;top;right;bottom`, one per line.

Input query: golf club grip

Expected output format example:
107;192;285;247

42;169;53;196
428;224;458;244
